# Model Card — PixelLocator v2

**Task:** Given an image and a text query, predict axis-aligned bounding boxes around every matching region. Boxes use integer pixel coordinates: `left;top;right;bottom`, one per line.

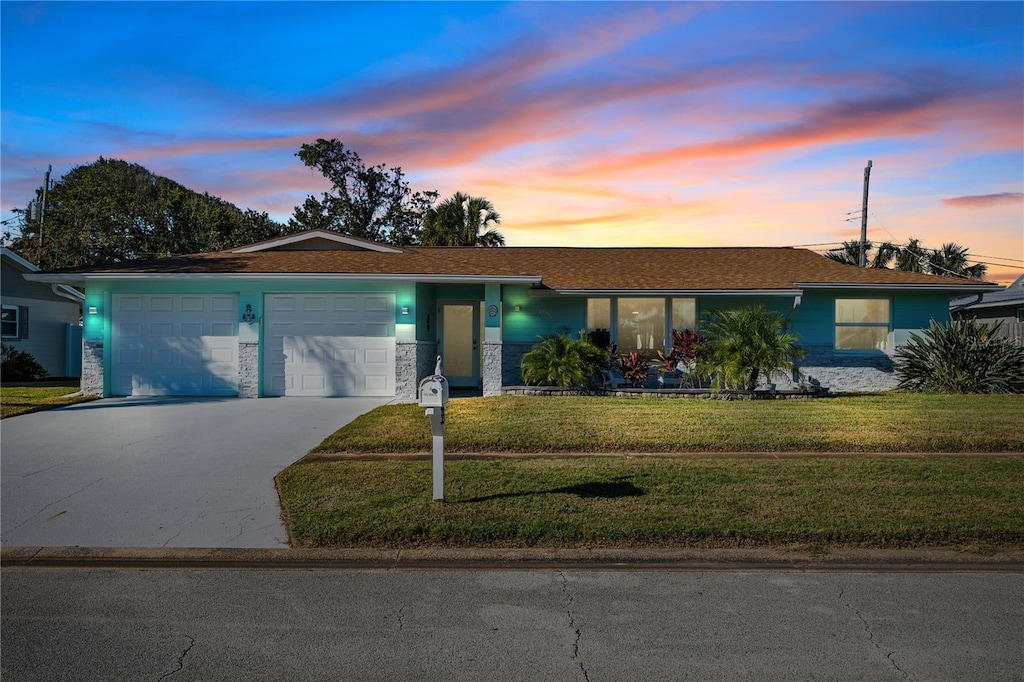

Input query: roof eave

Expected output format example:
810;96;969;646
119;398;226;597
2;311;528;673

23;272;544;286
796;282;1000;292
532;288;803;297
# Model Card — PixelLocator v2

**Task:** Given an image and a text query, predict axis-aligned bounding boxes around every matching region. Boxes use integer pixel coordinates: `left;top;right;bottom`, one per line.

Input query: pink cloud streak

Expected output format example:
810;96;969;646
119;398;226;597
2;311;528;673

942;192;1024;209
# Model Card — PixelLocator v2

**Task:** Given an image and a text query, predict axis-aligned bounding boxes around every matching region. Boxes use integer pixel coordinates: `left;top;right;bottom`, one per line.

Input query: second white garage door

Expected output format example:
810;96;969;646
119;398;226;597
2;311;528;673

263;293;396;397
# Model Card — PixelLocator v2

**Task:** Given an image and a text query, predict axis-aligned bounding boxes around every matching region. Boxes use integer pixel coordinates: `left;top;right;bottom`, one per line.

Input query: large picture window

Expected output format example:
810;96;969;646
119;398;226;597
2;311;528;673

835;298;890;351
1;305;19;338
586;297;698;355
617;298;665;355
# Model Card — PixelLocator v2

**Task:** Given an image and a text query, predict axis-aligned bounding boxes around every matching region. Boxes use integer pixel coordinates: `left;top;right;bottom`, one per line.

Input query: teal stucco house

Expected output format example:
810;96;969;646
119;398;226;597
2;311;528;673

27;229;998;398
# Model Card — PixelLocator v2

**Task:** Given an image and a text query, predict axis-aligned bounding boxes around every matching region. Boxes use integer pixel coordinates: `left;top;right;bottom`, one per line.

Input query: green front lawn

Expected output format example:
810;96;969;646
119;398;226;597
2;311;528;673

277;457;1024;549
312;394;1024;454
279;393;1024;550
0;381;96;418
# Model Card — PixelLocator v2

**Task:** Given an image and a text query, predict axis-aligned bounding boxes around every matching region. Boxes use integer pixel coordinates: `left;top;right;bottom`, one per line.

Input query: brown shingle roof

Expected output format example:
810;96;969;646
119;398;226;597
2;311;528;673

42;246;996;291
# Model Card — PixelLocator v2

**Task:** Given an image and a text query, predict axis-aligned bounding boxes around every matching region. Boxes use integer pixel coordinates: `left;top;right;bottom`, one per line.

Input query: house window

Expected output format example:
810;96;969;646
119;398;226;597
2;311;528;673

587;298;611;331
1017;308;1024;323
587;297;698;354
835;298;890;351
672;298;697;331
617;298;665;355
1;305;19;339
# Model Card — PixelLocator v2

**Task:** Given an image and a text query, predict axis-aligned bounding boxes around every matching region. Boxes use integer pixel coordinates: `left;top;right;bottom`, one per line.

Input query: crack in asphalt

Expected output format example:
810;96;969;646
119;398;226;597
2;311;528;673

157;635;195;681
839;586;909;679
558;571;590;682
398;604;406;631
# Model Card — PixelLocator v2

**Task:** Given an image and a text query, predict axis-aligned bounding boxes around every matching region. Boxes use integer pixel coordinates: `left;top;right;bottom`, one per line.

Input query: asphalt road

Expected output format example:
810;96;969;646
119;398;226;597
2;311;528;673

3;567;1022;681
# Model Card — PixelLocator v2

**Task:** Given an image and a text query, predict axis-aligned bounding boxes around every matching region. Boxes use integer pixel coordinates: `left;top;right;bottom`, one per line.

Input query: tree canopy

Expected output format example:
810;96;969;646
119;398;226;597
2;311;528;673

825;238;987;279
421;192;505;247
7;158;286;270
290;139;438;246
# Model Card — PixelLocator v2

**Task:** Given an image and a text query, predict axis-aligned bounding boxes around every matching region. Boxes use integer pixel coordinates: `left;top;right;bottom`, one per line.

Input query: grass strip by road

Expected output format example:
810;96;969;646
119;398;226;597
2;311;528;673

311;394;1024;454
0;381;96;418
276;456;1024;550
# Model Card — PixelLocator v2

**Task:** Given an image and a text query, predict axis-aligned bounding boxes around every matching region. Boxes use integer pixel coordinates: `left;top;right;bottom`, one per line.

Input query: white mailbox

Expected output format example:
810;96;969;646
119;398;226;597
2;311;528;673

418;375;449;408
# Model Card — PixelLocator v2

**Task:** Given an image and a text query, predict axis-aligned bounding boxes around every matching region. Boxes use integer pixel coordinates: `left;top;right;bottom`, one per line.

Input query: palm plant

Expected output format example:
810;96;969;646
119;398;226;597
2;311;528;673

420;192;504;247
894;318;1024;393
825;240;899;268
894;237;927;272
926;242;987;280
699;305;804;391
521;330;609;390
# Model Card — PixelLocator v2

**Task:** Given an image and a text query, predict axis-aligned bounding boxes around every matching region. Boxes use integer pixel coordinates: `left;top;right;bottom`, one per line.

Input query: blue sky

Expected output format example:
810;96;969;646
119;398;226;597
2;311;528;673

2;1;1021;281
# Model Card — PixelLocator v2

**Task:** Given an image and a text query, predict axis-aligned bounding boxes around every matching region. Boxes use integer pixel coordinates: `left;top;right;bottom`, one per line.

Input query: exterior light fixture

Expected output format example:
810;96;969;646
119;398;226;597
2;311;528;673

88;306;98;315
514;305;522;312
401;306;410;315
241;304;256;324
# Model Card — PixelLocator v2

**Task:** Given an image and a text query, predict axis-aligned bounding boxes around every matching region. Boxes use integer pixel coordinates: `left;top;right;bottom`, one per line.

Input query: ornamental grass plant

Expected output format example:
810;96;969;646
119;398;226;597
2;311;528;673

895;318;1024;393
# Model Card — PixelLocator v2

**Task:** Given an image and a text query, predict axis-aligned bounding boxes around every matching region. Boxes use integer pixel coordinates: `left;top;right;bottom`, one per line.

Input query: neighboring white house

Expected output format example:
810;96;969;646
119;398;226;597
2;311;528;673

1;247;84;377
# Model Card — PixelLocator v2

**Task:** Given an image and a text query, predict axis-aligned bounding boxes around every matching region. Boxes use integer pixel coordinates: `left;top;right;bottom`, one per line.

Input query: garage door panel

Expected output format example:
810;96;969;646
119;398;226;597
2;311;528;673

112;295;238;397
264;293;396;397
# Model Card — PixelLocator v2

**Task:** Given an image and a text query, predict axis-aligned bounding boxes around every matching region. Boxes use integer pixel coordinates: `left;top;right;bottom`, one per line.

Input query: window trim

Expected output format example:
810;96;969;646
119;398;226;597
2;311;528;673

1;305;20;339
834;297;891;353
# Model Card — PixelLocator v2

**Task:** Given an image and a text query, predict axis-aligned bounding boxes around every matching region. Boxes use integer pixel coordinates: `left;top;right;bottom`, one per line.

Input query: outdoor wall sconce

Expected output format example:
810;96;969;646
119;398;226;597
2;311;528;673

513;305;522;312
401;306;410;315
88;306;99;315
241;304;256;324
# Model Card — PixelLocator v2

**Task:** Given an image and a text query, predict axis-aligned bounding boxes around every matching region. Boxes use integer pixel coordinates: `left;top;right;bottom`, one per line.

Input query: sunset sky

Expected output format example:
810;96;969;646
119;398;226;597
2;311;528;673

2;1;1022;282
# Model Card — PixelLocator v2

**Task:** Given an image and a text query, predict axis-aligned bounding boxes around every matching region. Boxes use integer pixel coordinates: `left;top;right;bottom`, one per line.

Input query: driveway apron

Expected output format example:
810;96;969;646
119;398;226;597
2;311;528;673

0;397;389;548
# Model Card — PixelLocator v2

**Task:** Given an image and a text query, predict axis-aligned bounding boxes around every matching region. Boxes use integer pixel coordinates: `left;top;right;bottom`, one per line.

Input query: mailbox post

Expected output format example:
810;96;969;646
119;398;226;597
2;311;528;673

418;357;449;501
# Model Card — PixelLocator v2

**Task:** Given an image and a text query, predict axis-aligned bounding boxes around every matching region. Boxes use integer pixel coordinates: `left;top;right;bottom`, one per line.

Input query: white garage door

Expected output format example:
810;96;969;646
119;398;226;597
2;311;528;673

264;293;396;397
112;294;238;396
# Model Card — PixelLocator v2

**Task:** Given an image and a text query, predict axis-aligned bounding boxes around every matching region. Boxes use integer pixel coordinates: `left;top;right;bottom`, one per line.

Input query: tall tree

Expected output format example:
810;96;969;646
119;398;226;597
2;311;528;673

420;192;504;247
291;139;437;246
893;237;927;272
926;242;987;279
825;240;899;268
826;237;986;280
10;158;287;269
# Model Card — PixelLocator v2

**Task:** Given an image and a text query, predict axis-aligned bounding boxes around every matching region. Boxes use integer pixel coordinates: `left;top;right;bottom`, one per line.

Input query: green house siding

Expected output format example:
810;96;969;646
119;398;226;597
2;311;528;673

500;286;586;343
791;290;952;350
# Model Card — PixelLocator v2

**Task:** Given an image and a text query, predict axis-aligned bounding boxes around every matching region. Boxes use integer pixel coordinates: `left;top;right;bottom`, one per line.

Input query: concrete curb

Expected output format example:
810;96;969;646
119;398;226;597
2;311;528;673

3;546;1023;571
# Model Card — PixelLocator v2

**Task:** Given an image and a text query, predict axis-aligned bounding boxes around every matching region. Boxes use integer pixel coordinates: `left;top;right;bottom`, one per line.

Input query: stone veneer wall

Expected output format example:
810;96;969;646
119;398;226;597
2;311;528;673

482;341;502;396
501;342;532;388
237;342;259;398
81;340;104;396
796;344;899;393
396;340;438;402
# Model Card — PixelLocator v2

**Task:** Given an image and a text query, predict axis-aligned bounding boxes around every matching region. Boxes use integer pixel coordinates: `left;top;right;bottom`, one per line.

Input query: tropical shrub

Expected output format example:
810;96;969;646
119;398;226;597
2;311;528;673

1;344;49;382
699;305;804;390
521;330;609;390
616;351;652;387
894;318;1024;393
657;329;707;372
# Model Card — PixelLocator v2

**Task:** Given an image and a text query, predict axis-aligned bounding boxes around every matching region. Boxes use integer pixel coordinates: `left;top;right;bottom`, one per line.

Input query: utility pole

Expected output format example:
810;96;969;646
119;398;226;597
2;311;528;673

39;164;52;247
859;160;872;267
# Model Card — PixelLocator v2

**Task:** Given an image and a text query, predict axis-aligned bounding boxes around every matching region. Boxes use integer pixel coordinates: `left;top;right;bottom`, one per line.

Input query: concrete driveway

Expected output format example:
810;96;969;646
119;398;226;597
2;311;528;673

1;396;389;548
